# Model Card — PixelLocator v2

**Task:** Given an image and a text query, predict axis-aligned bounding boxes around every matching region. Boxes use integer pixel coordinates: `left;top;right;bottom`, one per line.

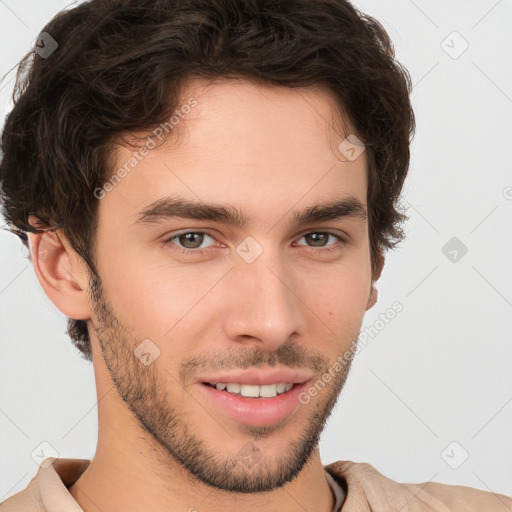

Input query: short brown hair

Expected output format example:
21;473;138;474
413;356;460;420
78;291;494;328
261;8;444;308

0;0;415;361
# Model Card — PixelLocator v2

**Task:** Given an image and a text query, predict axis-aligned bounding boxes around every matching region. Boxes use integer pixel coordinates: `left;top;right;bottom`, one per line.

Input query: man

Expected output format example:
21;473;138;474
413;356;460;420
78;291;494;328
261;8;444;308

0;0;510;510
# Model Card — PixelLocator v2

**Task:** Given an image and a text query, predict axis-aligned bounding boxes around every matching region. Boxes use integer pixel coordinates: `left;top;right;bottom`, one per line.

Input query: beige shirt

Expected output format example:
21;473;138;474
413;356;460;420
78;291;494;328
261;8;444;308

1;457;510;511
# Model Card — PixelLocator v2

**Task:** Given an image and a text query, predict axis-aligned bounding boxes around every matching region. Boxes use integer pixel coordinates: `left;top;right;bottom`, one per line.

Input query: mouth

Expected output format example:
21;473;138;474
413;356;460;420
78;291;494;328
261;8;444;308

197;377;311;427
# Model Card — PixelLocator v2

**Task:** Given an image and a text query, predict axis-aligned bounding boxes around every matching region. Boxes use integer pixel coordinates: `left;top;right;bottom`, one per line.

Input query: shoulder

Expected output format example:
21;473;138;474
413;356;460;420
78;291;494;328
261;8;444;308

325;460;512;511
0;458;90;512
0;477;40;512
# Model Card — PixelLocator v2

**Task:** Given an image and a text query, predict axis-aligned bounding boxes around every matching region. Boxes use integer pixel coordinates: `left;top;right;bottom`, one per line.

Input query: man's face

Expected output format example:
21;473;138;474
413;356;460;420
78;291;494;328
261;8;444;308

88;78;374;492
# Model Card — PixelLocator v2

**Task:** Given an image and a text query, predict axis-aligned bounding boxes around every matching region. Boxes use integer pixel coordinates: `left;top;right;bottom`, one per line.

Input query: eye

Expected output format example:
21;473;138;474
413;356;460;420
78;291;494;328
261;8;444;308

162;231;217;255
295;231;346;253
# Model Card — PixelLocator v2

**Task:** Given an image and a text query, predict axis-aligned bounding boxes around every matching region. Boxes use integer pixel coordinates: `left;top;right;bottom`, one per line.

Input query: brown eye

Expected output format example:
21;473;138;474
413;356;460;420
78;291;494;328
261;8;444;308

296;231;345;250
162;231;216;255
304;232;330;247
177;232;205;249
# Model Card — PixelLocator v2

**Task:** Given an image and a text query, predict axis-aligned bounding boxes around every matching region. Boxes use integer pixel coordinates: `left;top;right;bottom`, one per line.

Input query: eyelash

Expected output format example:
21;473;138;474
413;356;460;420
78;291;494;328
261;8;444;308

162;230;347;256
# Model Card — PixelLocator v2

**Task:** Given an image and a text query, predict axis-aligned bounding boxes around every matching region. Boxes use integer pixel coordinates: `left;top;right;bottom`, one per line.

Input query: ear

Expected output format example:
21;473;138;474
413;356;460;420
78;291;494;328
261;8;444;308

26;216;92;320
366;251;385;311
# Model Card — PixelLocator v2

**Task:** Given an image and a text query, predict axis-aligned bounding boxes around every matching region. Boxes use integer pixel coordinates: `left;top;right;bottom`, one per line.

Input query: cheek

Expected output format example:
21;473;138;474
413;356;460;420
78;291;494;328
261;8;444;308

292;255;372;341
295;245;372;301
306;275;369;336
109;268;203;339
93;235;195;339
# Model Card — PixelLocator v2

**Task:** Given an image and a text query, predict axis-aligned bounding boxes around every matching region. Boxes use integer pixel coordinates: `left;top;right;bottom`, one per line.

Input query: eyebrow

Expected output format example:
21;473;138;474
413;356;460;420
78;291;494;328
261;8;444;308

133;194;367;227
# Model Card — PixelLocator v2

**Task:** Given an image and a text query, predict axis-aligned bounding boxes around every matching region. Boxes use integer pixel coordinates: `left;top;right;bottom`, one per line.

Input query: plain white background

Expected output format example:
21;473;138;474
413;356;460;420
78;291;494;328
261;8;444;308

1;0;511;502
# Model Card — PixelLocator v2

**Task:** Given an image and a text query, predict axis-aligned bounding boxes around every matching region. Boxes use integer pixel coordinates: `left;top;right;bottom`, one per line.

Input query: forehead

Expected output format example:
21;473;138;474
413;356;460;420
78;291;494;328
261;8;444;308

100;77;367;228
166;76;355;156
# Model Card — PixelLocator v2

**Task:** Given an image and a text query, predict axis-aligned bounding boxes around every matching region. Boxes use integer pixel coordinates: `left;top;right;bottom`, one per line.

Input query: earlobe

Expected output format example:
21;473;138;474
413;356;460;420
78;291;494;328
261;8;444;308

366;285;378;310
27;222;92;321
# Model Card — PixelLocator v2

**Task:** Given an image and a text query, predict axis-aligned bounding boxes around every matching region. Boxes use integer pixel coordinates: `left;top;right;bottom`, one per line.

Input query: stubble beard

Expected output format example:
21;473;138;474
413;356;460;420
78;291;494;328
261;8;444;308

88;271;353;493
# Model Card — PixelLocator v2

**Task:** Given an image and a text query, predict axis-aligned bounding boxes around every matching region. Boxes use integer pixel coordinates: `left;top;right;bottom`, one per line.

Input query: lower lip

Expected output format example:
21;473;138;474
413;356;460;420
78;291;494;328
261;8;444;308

197;382;309;427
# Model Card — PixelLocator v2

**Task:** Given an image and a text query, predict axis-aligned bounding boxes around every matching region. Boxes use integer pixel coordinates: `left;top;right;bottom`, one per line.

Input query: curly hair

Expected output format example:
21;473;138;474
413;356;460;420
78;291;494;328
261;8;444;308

0;0;415;361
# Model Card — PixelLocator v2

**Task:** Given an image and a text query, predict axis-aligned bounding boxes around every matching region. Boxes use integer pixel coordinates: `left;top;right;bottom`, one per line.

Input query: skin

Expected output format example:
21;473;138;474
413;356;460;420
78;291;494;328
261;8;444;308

28;77;384;512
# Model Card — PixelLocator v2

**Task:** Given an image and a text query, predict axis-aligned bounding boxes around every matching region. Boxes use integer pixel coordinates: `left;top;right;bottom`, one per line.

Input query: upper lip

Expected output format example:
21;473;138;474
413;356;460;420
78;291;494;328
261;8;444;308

197;368;313;386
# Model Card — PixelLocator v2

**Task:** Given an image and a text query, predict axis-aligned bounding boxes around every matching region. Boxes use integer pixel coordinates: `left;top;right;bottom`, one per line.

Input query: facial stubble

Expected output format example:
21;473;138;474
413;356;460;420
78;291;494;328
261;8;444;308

88;270;353;493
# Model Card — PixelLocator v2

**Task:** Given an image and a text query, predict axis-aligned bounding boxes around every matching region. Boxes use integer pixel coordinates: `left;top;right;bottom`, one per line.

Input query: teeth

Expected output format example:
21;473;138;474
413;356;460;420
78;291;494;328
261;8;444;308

241;384;260;397
212;382;294;398
226;383;241;393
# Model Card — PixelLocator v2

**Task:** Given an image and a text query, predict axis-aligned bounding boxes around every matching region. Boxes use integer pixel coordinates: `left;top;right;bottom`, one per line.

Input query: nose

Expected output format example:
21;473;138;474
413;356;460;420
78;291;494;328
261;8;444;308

221;249;306;352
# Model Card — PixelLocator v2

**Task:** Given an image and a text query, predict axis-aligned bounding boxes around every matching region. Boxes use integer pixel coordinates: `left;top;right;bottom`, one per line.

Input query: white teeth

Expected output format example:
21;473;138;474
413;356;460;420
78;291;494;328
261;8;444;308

212;382;294;398
226;383;241;393
240;384;260;397
259;384;278;398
